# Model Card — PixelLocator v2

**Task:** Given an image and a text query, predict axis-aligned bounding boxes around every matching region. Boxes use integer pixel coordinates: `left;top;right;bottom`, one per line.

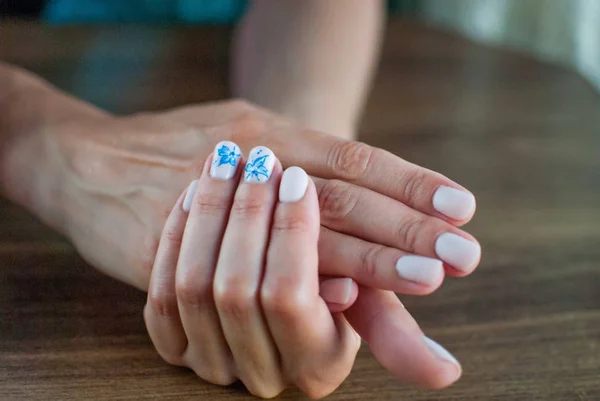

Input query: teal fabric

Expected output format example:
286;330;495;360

44;0;248;24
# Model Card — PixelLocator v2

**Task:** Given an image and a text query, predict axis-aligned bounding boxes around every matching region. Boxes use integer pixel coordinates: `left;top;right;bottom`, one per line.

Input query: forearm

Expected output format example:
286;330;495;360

232;0;384;139
0;62;108;232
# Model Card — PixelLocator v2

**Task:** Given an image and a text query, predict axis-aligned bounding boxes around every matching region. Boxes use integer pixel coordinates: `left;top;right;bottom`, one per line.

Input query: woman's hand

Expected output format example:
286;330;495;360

29;98;474;389
51;100;480;292
144;145;360;398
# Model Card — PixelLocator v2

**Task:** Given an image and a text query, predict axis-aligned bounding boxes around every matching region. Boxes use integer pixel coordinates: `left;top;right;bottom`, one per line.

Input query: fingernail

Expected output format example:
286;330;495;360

210;141;242;180
423;336;461;371
279;166;309;203
320;278;353;305
433;186;475;220
435;233;481;272
244;146;275;183
182;180;198;213
395;255;443;286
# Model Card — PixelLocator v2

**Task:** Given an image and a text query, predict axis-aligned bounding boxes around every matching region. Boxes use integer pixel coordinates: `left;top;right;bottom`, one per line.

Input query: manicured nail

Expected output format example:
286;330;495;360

182;180;198;213
210;141;242;180
395;255;444;286
433;186;475;220
320;278;352;305
279;166;309;203
244;146;275;183
423;336;461;370
435;233;481;272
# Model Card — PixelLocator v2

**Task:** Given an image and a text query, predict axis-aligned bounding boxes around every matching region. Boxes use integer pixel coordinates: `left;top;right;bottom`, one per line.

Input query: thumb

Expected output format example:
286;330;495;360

319;277;359;313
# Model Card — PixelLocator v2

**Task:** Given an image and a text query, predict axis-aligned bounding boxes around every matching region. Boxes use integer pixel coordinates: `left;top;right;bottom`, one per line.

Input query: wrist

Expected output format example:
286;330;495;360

0;63;109;234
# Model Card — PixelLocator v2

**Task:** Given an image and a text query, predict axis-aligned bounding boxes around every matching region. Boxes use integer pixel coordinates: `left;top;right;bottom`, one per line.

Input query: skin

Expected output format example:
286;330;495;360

145;152;460;398
0;1;479;394
233;0;384;140
0;64;477;393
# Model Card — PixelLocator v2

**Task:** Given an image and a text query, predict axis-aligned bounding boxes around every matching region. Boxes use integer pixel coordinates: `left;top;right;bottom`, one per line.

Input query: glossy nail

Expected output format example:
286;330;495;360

433;186;475;220
210;141;242;180
244;146;275;183
279;166;309;203
182;180;198;213
395;255;443;286
435;233;481;272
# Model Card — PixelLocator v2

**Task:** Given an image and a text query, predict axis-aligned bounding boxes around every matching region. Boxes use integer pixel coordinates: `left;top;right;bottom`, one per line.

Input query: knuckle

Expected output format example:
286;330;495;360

228;98;254;112
271;212;313;235
194;192;229;215
397;215;426;253
213;279;257;320
359;244;387;280
175;275;213;310
402;168;428;204
292;370;341;400
246;383;285;399
317;180;357;222
157;349;184;367
157;353;183;367
163;227;183;247
261;281;308;318
328;141;373;180
147;290;179;318
192;365;237;387
231;193;268;219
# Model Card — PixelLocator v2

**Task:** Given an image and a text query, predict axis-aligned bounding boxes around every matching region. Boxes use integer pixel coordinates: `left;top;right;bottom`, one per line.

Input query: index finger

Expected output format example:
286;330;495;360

272;130;476;225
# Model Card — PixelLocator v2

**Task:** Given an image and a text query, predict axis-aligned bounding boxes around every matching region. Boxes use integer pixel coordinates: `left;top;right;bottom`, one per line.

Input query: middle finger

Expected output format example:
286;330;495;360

313;177;481;275
213;146;286;398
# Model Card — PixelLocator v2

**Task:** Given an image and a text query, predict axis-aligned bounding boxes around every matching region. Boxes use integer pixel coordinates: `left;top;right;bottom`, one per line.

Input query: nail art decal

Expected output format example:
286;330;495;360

245;146;275;183
210;141;242;180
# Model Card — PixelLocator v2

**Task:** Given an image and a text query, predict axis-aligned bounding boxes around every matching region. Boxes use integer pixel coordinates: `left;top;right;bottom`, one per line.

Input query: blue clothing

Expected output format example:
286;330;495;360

44;0;248;24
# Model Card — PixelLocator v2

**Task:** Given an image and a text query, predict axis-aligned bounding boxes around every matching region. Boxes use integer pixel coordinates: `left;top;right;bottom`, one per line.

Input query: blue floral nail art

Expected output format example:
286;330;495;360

245;149;271;182
210;141;242;180
215;144;241;167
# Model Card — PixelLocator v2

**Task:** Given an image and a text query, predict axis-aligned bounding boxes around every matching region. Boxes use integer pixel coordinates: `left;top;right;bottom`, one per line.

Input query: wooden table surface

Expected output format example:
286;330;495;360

1;19;599;400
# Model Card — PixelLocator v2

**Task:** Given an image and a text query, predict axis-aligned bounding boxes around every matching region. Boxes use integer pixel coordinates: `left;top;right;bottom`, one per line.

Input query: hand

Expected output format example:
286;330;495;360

144;148;359;398
54;100;480;289
49;99;476;388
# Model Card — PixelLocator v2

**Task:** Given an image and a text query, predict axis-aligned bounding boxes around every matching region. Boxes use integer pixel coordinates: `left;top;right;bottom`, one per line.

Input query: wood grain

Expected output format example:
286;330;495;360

1;19;599;400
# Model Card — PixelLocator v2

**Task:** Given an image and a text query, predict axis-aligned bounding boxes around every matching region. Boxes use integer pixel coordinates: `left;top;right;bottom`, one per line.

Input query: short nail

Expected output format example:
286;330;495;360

395;255;443;286
244;146;275;183
182;180;198;213
435;233;480;272
210;141;242;180
423;336;461;372
279;166;309;203
320;278;353;305
433;186;475;220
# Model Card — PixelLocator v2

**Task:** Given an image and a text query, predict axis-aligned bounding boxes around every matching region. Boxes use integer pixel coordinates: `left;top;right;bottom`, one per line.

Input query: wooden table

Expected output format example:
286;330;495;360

1;20;599;400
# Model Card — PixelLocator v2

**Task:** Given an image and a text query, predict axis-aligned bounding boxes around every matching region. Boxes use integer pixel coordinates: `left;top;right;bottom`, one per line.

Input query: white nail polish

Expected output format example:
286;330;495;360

433;186;475;220
244;146;275;183
210;141;242;180
435;233;481;272
395;256;443;286
182;180;198;213
279;166;309;203
423;336;461;368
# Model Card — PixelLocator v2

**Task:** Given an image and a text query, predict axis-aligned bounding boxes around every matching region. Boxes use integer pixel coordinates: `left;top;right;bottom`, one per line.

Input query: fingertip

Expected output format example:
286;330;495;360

320;277;358;313
421;336;463;389
279;166;309;203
